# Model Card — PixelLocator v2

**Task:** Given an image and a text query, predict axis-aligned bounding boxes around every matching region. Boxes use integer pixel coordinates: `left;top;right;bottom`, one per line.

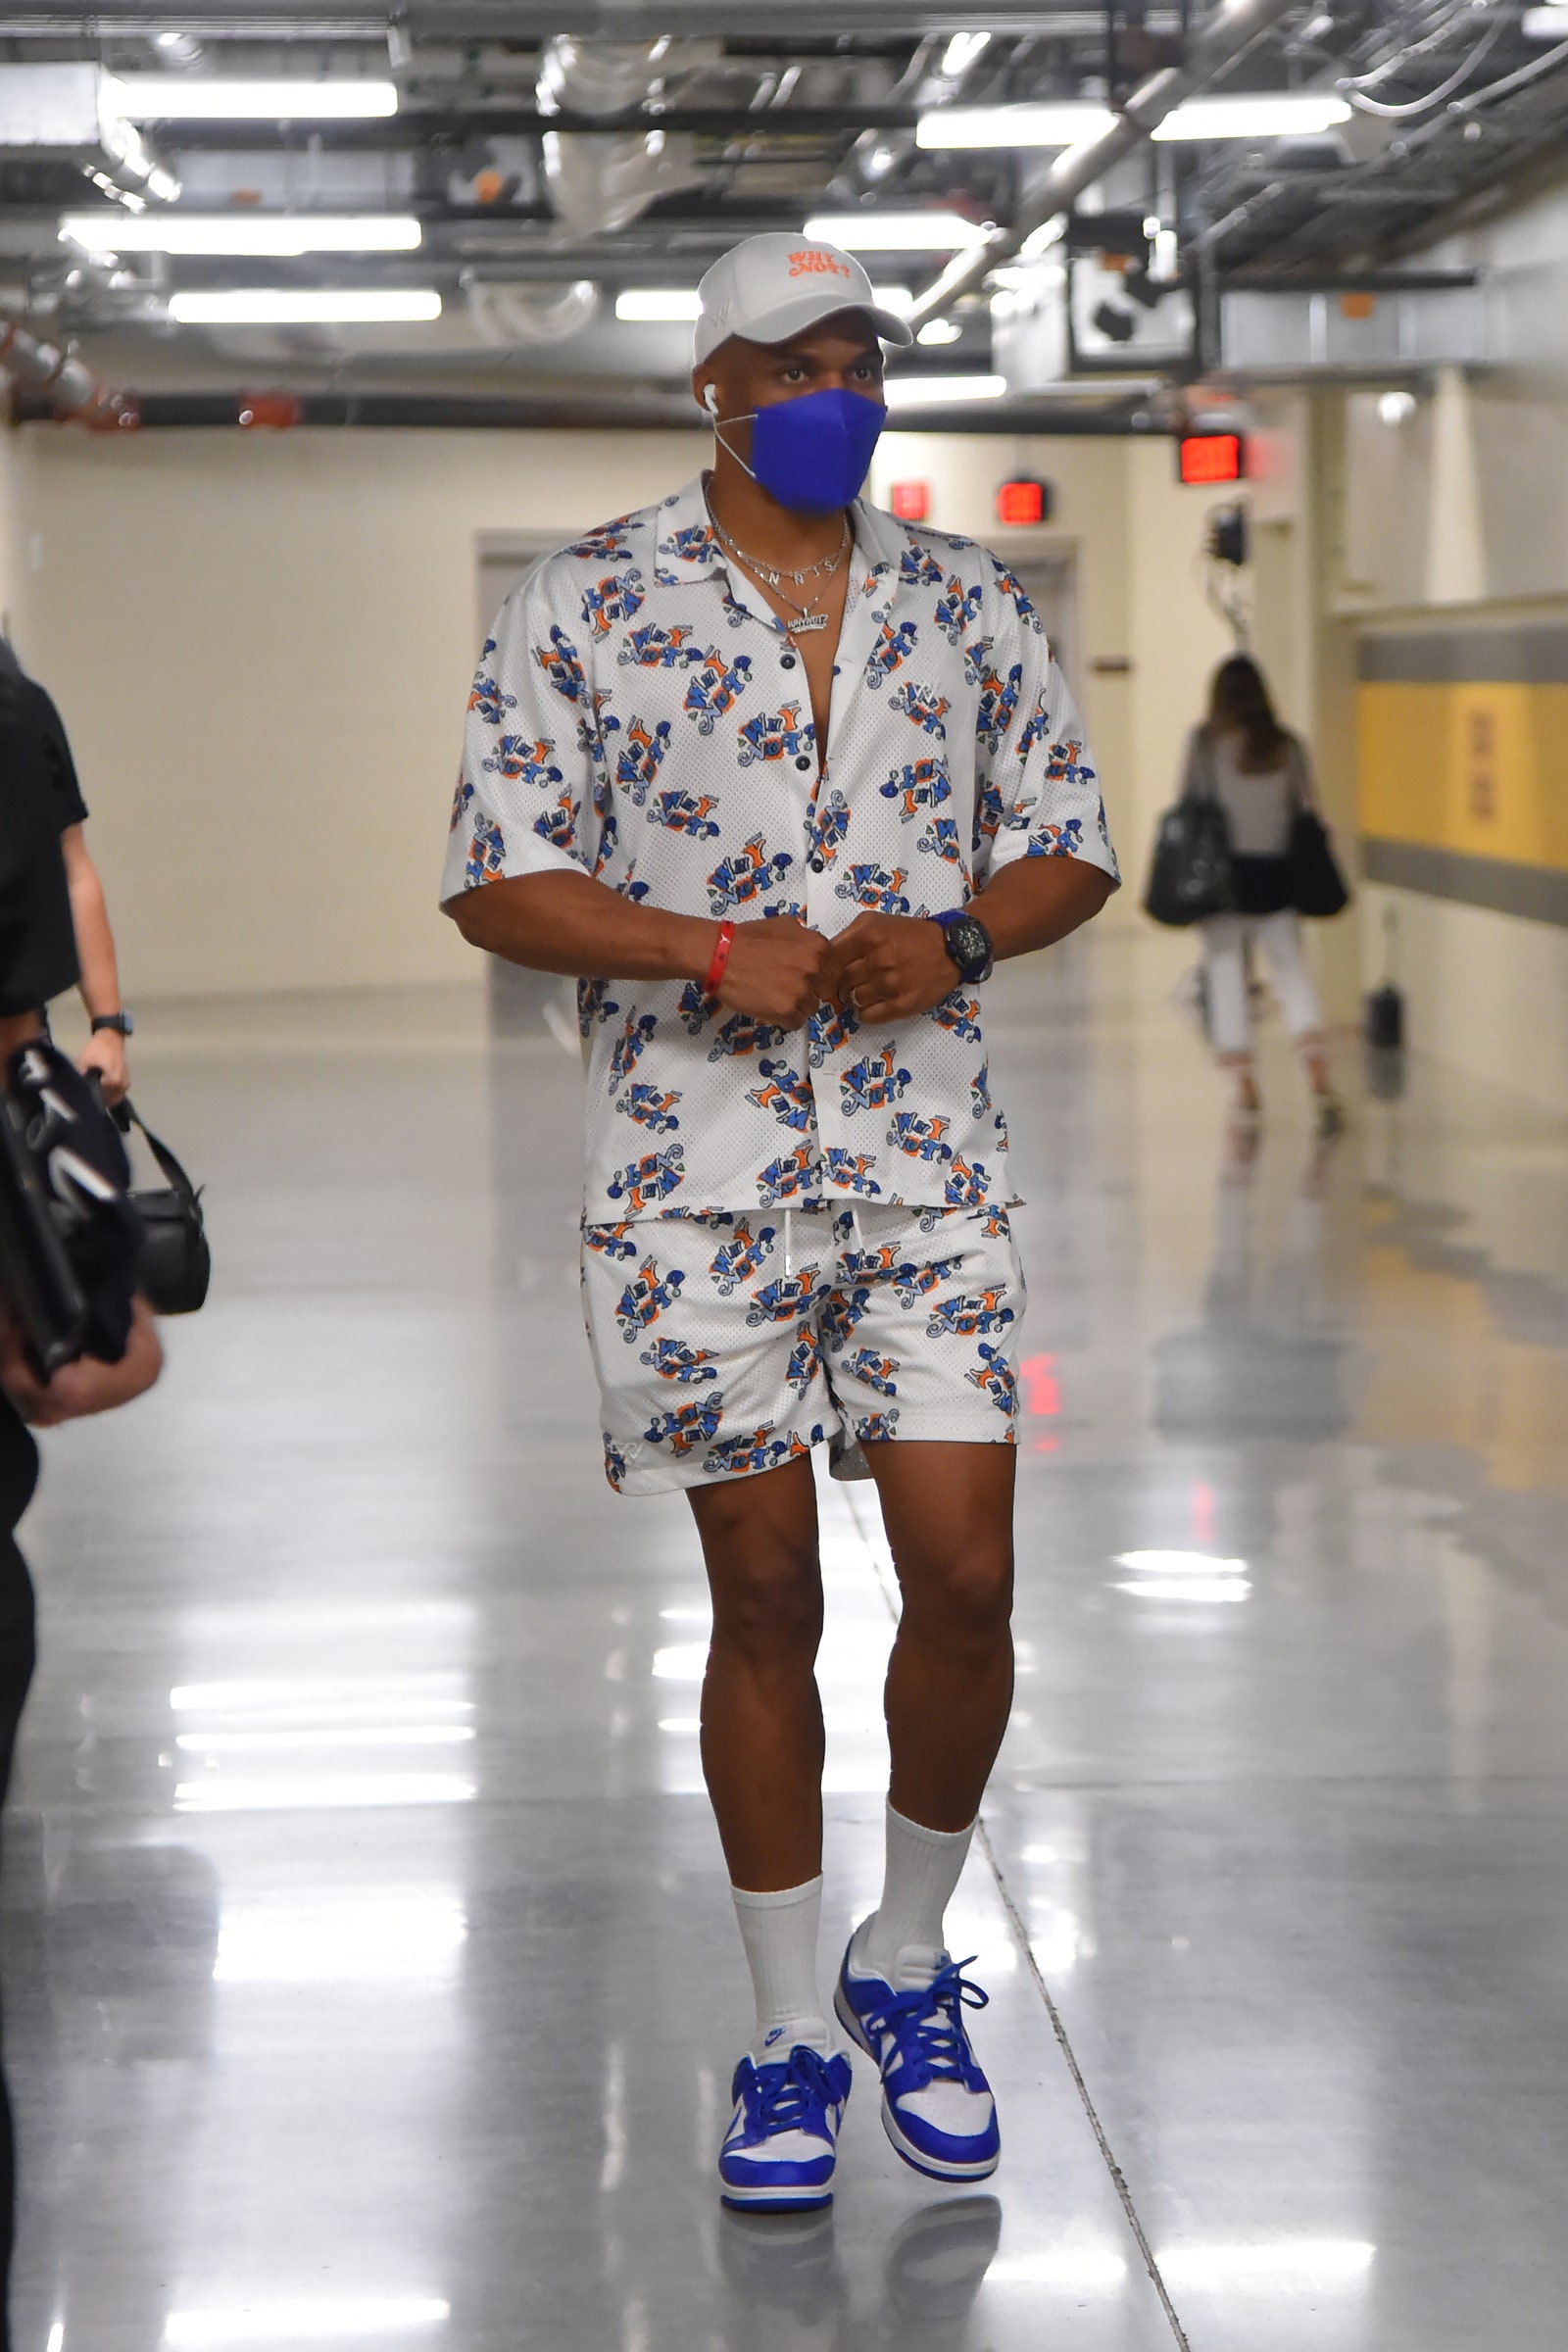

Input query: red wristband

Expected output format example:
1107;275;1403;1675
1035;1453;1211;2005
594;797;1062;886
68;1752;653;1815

703;919;736;998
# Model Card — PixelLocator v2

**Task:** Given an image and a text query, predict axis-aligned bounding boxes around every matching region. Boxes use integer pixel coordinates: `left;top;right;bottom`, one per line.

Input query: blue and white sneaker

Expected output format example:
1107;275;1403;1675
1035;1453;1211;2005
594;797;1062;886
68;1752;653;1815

718;2035;854;2213
835;1935;1001;2181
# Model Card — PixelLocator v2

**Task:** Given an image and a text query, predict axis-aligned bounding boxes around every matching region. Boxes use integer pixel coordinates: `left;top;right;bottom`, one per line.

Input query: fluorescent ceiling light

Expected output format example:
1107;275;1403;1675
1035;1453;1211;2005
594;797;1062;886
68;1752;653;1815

1152;93;1352;138
615;288;700;321
920;93;1350;147
1522;5;1568;31
62;213;421;257
169;289;441;325
920;103;1114;148
804;211;991;252
105;75;399;120
615;283;911;322
884;373;1006;407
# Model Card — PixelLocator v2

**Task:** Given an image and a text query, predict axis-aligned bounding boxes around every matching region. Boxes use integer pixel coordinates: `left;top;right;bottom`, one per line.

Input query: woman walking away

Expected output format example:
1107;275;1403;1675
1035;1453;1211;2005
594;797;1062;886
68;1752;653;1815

1182;657;1344;1137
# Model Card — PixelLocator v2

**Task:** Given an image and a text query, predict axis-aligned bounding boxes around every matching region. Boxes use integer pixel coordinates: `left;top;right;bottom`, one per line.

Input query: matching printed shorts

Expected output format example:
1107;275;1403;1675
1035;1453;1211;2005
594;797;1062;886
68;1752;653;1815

579;1200;1025;1496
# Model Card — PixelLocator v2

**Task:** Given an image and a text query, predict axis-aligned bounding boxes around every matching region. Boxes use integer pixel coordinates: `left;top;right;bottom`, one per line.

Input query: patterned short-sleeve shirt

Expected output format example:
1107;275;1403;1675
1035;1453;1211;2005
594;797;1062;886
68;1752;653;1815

441;475;1119;1221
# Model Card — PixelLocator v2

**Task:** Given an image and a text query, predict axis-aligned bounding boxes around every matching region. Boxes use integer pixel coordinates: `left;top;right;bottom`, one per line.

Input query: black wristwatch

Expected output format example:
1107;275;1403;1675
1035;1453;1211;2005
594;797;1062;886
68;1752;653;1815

933;909;994;986
91;1011;134;1038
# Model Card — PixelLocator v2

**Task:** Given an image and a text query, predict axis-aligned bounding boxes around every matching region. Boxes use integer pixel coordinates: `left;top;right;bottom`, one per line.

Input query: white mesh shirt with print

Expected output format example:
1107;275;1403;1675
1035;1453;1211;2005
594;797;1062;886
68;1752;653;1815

441;476;1119;1223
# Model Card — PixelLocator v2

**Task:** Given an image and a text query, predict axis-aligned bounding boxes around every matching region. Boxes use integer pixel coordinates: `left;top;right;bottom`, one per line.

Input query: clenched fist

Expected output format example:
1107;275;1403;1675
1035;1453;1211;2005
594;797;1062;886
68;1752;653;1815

825;912;956;1026
714;914;838;1028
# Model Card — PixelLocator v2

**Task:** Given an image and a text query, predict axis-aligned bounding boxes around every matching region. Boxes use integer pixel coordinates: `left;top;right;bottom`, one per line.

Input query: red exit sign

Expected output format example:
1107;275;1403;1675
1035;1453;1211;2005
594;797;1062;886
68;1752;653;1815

996;477;1053;525
890;479;929;521
1178;432;1246;485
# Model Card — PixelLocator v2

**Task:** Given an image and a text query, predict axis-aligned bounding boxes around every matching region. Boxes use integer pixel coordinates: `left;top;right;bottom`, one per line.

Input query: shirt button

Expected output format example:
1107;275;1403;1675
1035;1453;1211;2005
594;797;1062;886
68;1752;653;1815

780;653;797;670
795;756;811;770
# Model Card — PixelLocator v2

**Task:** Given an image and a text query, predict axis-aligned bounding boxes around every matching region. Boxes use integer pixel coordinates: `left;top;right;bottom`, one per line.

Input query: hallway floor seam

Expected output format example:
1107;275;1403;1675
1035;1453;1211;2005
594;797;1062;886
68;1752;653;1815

842;1482;1195;2350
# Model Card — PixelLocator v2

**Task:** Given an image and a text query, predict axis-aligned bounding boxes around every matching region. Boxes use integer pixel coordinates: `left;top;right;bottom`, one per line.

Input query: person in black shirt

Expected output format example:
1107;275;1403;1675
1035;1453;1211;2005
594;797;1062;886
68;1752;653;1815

0;661;162;2345
0;641;133;1103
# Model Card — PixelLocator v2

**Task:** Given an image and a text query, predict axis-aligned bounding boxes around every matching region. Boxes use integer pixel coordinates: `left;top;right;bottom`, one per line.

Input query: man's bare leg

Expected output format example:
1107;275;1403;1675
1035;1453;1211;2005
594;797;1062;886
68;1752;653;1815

867;1440;1016;1832
688;1452;825;1892
689;1454;837;2067
833;1439;1014;2180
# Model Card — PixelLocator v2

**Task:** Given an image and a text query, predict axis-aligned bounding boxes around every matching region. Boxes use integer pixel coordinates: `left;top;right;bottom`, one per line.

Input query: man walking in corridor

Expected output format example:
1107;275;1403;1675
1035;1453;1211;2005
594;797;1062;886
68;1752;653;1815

442;231;1118;2211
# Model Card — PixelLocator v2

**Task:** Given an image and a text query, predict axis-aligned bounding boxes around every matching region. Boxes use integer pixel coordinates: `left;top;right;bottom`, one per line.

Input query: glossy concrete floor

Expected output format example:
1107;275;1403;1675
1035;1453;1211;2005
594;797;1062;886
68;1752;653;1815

6;931;1568;2352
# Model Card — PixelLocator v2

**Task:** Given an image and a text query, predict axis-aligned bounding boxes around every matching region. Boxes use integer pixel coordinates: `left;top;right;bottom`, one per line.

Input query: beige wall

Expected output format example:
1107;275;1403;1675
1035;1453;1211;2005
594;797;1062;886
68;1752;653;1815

1362;880;1568;1116
7;424;706;998
1124;435;1238;874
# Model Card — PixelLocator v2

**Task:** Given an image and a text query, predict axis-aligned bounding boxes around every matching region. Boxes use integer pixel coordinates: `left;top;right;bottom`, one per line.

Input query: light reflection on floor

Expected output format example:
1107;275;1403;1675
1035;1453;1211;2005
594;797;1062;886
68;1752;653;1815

7;939;1568;2348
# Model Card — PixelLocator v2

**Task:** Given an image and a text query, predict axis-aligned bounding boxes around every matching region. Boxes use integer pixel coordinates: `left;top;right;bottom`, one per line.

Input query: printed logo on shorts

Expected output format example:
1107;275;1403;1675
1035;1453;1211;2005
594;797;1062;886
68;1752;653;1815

612;1257;686;1342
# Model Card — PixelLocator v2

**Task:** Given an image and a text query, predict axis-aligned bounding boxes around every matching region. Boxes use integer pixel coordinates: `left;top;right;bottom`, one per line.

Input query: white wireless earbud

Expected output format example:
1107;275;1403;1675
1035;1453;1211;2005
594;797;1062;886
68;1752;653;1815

704;382;719;416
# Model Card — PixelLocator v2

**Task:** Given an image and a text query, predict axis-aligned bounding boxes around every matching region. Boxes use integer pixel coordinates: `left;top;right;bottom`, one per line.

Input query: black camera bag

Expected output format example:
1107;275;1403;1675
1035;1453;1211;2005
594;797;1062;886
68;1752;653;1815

113;1101;211;1316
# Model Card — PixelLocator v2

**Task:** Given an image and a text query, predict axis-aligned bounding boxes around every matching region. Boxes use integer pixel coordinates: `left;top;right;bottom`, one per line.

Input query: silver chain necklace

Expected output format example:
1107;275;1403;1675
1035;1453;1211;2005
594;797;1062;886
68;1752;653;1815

706;501;851;636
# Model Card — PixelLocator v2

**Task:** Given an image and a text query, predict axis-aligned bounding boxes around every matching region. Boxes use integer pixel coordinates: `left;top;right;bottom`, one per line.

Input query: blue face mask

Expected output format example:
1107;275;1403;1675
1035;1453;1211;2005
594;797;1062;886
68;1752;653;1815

713;385;887;514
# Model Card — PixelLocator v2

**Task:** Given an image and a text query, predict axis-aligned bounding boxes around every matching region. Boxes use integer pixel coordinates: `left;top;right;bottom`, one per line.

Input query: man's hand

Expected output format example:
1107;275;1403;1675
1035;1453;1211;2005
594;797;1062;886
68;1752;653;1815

0;1298;163;1428
825;913;956;1027
715;915;837;1028
78;1027;129;1105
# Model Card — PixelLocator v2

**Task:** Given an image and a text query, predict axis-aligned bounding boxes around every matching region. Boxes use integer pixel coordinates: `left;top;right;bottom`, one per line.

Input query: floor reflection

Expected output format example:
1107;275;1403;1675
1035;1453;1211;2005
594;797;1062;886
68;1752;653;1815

5;946;1568;2349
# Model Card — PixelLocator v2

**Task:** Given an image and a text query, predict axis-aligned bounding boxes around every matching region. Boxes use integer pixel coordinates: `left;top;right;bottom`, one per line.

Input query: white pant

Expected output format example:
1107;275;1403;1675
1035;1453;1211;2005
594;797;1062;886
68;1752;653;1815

1201;908;1323;1059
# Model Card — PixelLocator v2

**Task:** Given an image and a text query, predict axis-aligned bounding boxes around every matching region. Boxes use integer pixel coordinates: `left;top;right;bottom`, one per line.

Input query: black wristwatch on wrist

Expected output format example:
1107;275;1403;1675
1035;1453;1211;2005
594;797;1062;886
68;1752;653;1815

932;908;994;986
91;1011;134;1038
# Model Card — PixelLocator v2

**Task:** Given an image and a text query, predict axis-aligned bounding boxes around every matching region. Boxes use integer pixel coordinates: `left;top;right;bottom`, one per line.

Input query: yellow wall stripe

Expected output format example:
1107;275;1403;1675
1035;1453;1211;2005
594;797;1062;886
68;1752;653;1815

1357;681;1568;873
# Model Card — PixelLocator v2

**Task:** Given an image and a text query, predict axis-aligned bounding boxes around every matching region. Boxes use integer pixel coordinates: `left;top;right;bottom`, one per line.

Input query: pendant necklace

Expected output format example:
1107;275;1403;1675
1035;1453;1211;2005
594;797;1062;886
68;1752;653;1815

708;510;851;637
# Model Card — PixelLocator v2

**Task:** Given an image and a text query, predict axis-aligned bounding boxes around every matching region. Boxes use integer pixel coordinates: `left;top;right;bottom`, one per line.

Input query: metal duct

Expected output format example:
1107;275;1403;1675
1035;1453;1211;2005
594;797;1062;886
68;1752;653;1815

0;312;136;426
1218;281;1490;375
535;35;709;238
0;62;179;205
907;0;1307;328
466;278;601;346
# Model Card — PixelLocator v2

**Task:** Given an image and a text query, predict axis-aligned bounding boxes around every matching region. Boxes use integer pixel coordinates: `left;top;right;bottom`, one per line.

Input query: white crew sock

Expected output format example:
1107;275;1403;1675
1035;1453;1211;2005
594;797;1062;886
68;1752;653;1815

731;1876;831;2055
858;1803;976;1984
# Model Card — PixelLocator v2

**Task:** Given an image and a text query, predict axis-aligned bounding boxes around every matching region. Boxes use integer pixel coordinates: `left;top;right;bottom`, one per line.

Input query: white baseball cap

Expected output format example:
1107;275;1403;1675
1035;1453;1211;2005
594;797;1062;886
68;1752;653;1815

693;231;914;366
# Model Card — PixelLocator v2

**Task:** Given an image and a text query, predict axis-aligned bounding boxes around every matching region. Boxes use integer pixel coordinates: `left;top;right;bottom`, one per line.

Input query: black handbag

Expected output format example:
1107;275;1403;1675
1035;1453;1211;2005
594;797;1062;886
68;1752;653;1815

1287;808;1350;919
113;1101;211;1315
1143;796;1235;927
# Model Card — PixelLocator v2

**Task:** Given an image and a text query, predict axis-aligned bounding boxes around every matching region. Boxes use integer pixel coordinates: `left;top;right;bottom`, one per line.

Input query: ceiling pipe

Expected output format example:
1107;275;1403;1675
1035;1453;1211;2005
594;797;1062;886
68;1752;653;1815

8;385;1177;436
906;0;1307;328
536;35;710;238
0;312;137;427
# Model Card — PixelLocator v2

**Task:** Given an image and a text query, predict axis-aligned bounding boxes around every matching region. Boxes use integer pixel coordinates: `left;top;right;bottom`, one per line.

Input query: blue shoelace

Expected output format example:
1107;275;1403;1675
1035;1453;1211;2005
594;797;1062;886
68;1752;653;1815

858;1955;991;2091
735;2043;840;2143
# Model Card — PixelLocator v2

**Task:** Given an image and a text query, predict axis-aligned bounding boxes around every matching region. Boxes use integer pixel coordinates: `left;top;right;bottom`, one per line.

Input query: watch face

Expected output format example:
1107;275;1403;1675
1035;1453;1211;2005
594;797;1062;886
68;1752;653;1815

947;916;990;979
